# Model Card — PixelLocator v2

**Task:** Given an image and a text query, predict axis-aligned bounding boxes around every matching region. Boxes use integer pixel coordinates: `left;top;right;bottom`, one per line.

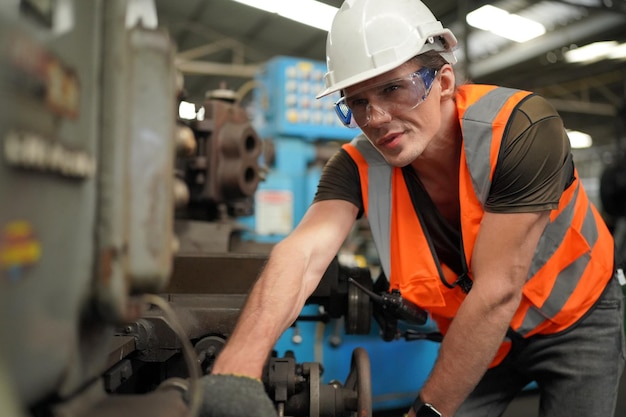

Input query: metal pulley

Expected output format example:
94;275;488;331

345;271;373;335
194;335;226;374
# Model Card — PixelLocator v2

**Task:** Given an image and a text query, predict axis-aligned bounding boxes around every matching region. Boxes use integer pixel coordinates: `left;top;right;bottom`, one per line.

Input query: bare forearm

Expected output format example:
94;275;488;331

211;241;323;377
211;200;358;378
419;289;521;416
412;212;548;416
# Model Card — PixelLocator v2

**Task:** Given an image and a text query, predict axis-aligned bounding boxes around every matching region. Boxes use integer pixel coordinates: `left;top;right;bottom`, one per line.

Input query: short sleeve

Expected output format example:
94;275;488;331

313;148;364;216
485;95;575;213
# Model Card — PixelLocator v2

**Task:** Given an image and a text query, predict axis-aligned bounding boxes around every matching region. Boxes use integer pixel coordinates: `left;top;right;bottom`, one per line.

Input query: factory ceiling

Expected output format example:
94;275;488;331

154;0;626;151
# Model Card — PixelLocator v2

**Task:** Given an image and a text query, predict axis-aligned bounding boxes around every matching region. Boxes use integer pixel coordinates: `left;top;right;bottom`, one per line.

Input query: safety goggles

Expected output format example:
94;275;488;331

334;67;438;128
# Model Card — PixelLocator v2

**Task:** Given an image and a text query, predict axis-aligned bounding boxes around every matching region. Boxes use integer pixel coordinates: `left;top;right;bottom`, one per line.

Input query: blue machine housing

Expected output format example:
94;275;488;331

241;56;355;242
244;56;440;411
252;56;351;142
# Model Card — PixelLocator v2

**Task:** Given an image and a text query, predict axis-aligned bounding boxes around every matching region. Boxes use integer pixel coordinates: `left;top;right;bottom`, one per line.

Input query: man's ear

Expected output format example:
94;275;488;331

438;64;456;99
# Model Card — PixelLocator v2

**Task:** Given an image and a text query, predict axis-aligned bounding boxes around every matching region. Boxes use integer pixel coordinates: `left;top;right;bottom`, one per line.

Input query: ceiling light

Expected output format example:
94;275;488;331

565;41;620;63
178;101;197;120
466;5;546;43
567;129;593;149
608;43;626;60
231;0;337;31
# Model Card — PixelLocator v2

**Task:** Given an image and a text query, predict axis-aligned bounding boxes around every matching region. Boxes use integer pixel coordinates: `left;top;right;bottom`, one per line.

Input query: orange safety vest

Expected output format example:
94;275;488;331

342;84;615;366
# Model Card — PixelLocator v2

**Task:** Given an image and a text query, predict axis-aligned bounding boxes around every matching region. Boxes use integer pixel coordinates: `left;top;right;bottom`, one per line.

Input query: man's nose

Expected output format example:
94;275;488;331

365;103;391;127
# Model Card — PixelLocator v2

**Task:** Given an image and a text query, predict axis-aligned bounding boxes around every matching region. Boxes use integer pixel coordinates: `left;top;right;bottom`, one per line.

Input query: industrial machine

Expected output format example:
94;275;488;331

241;55;355;242
0;1;382;416
0;1;182;416
169;71;378;417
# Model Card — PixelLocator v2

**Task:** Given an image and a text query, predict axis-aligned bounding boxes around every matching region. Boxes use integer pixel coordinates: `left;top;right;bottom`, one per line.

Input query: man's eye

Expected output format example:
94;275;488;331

349;98;367;109
381;84;401;94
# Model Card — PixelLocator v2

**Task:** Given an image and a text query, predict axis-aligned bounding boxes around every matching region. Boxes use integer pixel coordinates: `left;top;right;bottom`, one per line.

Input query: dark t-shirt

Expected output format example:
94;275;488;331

313;93;574;275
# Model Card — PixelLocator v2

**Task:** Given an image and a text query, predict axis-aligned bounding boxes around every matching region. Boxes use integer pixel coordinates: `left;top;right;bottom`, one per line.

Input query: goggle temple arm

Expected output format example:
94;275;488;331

334;99;359;128
417;67;438;100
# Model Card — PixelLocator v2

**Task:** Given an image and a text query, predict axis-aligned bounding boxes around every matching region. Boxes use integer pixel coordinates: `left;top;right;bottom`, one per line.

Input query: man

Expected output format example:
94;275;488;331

209;1;624;416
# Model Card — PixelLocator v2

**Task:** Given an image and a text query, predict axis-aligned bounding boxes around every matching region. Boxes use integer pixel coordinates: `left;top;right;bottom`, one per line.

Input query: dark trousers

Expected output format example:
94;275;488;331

456;274;626;417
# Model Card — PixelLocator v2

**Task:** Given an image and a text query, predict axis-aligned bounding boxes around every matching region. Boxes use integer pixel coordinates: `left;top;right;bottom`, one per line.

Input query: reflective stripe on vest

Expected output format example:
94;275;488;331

349;135;394;277
516;190;599;335
461;87;521;205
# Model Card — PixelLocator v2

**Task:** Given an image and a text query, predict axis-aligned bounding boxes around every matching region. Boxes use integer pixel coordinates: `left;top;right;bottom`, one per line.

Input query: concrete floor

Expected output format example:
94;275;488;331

373;369;626;417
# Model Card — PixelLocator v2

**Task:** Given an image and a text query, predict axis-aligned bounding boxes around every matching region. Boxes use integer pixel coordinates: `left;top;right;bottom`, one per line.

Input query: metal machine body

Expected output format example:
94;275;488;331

0;3;376;416
1;1;177;415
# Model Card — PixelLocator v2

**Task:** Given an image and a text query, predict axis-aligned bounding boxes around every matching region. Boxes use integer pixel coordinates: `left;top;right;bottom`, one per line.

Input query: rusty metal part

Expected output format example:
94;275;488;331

167;251;373;335
103;359;133;393
173;178;190;208
194;335;226;359
187;98;262;204
112;294;247;363
166;252;268;294
109;227;375;414
268;348;372;417
173;219;247;254
194;335;226;373
50;381;189;417
344;347;372;417
308;363;321;417
267;354;298;407
114;318;179;363
176;123;197;157
106;336;136;370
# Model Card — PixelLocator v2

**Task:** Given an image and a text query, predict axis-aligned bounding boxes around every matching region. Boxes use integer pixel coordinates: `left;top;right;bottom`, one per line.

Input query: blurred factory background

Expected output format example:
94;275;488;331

163;0;626;254
160;0;625;146
0;1;625;417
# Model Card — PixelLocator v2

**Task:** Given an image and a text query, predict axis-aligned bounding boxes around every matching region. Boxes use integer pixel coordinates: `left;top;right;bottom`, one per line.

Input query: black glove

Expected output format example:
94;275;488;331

198;374;277;417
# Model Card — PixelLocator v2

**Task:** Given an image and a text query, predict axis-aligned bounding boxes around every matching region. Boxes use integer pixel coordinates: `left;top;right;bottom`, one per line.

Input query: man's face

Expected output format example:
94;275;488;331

343;62;442;167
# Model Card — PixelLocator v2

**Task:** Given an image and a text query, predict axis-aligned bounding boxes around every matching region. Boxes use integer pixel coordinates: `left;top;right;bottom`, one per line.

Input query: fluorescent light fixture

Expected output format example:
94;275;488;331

608;42;626;60
196;106;206;121
467;5;546;43
565;41;625;63
231;0;337;31
567;129;593;149
126;0;158;29
178;101;197;120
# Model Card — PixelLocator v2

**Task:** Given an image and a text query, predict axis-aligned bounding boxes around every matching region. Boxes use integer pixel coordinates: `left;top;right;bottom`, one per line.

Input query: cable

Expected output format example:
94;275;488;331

140;294;202;417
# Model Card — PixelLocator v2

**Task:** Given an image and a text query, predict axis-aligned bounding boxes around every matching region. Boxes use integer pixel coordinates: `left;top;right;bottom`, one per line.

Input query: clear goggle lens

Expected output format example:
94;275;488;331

334;67;437;128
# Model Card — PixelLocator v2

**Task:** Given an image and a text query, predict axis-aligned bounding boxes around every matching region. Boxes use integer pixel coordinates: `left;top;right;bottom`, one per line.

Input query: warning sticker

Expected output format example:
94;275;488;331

1;221;42;280
255;189;294;236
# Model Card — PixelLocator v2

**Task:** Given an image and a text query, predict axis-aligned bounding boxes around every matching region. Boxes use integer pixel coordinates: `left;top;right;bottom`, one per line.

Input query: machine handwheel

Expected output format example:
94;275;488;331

309;363;321;417
344;347;372;417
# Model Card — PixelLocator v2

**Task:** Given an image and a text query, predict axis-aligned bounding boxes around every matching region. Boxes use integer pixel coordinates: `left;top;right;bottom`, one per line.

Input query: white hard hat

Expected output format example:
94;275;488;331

317;0;457;98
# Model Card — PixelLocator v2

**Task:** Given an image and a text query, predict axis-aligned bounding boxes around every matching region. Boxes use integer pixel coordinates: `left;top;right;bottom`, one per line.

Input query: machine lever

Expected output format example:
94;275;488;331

348;277;428;325
404;329;443;343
